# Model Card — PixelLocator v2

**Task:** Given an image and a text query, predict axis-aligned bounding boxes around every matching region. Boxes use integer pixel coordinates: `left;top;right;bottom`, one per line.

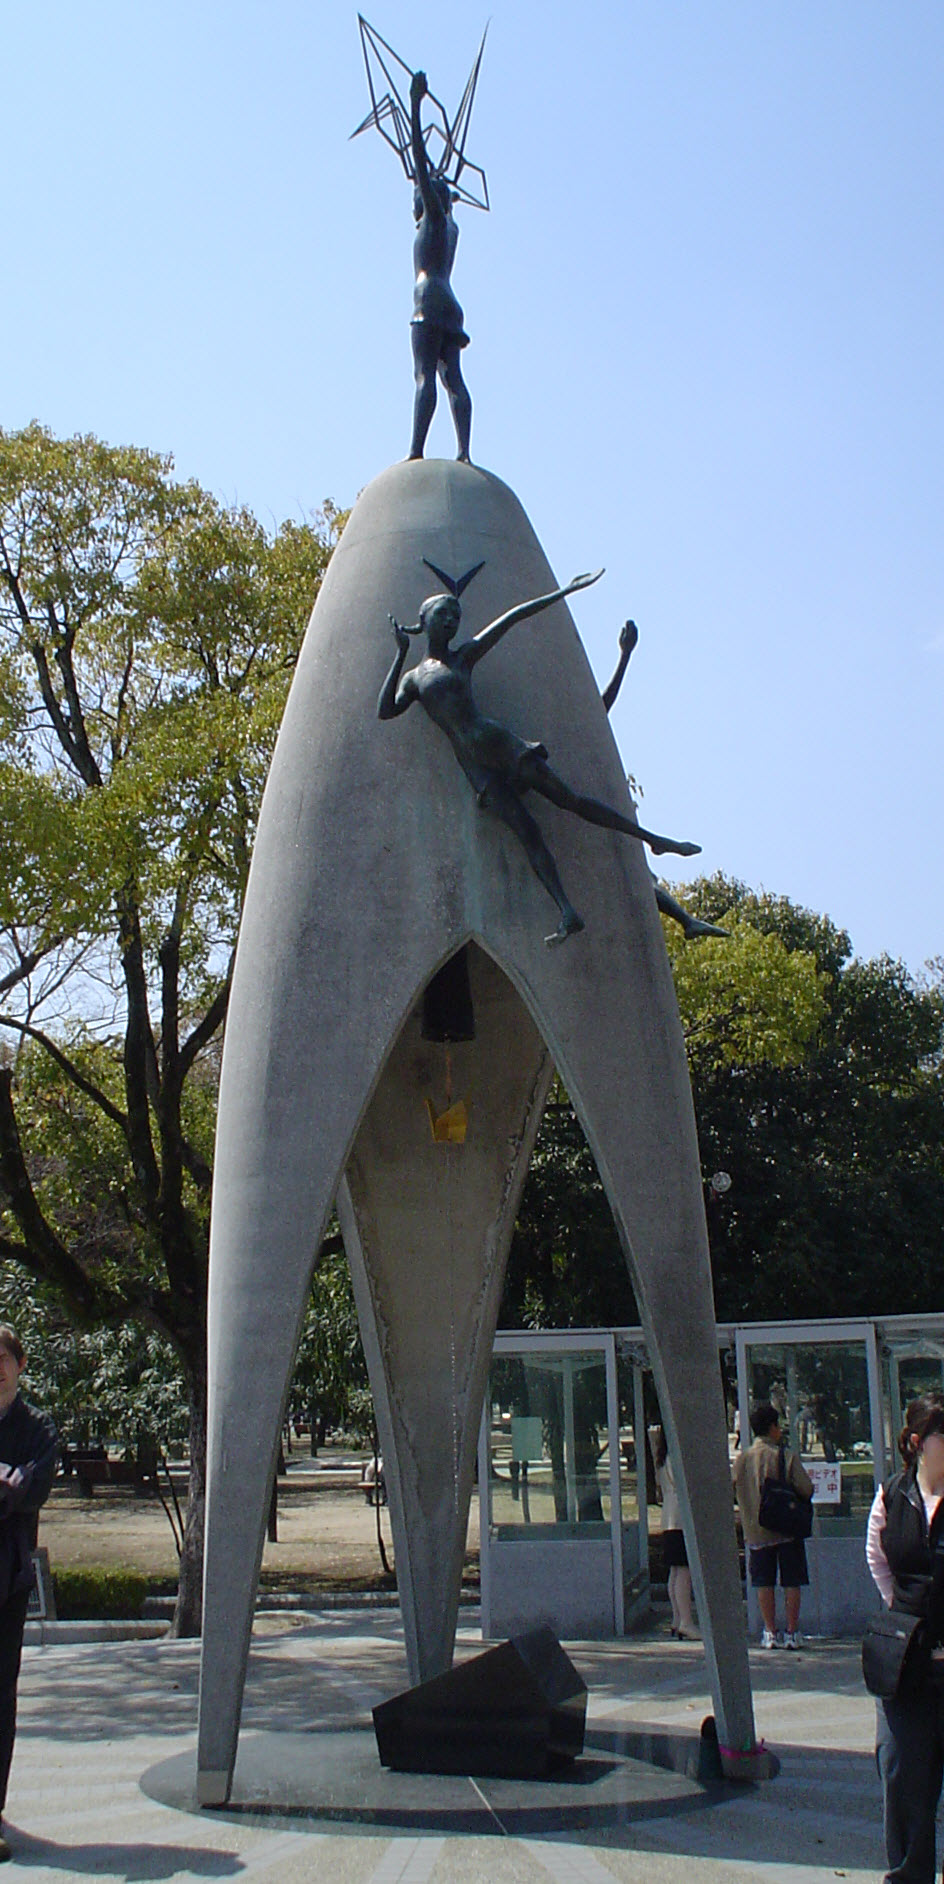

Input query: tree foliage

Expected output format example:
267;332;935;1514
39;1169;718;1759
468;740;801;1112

502;880;828;1330
502;875;943;1331
289;1242;372;1444
0;1260;188;1455
663;907;826;1070
0;423;338;1629
684;877;944;1321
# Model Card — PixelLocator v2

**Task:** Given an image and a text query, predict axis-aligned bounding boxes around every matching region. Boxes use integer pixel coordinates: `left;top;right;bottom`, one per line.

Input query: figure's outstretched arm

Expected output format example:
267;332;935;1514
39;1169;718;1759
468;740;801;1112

602;619;639;714
466;569;604;668
378;619;419;720
410;70;444;224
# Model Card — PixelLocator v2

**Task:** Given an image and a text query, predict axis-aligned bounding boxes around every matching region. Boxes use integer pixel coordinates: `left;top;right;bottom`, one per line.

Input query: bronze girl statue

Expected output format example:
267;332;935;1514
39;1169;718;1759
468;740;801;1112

378;571;700;945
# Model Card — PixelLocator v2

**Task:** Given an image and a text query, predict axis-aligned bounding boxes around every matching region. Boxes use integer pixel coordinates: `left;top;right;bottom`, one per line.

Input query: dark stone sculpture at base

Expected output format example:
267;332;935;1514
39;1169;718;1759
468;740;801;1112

373;1625;587;1779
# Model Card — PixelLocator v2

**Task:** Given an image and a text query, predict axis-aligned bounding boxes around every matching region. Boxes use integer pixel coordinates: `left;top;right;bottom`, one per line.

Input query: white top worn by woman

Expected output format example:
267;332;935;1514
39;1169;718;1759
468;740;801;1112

657;1457;682;1532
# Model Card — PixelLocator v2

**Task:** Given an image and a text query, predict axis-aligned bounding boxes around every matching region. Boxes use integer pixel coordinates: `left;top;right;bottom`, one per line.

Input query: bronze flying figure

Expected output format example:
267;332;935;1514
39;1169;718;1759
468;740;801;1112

378;573;700;946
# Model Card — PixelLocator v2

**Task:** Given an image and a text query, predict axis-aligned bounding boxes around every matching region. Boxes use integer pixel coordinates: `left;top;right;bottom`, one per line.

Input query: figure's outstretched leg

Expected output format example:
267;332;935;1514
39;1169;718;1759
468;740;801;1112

655;883;728;940
439;340;472;463
483;783;584;946
409;325;440;460
523;757;701;859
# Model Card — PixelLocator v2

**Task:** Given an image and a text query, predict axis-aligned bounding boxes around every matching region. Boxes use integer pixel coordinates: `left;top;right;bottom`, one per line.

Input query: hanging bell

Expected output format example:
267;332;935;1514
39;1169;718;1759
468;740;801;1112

421;948;476;1043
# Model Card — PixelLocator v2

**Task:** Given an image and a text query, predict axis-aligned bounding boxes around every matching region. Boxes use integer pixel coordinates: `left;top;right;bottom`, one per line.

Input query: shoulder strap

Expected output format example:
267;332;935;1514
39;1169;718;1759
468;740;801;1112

778;1444;788;1485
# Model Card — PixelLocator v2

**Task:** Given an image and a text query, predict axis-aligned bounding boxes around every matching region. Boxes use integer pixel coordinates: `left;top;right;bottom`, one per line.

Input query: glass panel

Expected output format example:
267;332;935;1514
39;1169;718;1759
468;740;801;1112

488;1351;610;1537
743;1340;874;1528
882;1348;944;1471
615;1351;641;1529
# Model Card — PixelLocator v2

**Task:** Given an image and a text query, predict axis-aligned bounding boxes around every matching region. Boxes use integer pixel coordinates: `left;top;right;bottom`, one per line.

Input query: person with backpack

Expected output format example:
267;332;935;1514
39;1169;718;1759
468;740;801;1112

866;1392;944;1883
732;1401;813;1649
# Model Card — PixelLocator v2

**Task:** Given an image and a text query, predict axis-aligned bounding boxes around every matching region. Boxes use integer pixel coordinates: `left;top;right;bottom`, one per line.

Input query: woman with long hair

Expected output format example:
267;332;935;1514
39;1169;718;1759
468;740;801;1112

648;1424;698;1640
866;1391;944;1882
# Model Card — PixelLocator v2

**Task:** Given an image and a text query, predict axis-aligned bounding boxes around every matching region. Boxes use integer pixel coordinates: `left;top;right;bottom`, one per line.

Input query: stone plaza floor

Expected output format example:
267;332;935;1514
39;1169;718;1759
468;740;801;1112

6;1610;889;1881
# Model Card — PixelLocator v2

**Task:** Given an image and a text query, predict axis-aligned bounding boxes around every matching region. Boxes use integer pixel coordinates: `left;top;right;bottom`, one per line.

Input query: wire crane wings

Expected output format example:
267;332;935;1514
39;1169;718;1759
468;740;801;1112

350;15;490;212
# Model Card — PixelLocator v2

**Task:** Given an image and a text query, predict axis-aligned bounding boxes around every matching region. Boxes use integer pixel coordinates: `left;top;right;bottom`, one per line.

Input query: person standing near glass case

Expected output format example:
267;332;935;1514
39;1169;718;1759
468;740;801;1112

732;1401;813;1649
648;1425;699;1640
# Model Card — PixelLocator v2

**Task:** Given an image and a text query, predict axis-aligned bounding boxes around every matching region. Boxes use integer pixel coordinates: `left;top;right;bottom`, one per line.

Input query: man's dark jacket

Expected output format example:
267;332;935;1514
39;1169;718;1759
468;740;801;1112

0;1395;58;1605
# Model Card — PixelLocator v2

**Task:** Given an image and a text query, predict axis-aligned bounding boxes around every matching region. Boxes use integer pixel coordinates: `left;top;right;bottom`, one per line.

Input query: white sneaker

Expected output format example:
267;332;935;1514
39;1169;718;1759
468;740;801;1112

760;1628;779;1650
783;1631;801;1651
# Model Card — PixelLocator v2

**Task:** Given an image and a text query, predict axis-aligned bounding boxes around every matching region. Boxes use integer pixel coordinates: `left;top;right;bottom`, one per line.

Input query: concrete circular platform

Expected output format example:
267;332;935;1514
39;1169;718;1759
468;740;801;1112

142;1725;726;1838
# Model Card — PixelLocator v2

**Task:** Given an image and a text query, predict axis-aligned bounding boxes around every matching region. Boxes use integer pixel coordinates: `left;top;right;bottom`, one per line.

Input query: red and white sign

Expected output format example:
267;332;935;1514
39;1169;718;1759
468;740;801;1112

806;1462;842;1505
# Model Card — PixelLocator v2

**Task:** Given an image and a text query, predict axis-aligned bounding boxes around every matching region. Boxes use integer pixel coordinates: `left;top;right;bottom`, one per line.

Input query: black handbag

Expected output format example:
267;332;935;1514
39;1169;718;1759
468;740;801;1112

862;1606;928;1699
758;1445;814;1540
863;1518;944;1700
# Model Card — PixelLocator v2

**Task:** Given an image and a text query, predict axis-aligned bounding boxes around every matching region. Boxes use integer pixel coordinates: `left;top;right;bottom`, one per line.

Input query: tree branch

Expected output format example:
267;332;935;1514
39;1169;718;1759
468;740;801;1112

112;634;135;761
32;615;89;779
0;938;62;999
0;1068;114;1320
179;967;232;1082
53;622;103;787
116;886;161;1204
179;1137;211;1192
0;1012;129;1133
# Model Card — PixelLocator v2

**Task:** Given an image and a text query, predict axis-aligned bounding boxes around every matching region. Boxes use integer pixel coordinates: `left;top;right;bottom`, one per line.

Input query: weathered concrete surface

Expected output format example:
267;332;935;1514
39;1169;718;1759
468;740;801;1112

338;943;551;1686
199;458;754;1800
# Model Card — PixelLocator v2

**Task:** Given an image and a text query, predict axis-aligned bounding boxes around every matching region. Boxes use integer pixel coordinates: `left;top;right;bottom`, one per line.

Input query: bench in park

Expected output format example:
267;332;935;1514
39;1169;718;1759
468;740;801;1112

59;1449;159;1499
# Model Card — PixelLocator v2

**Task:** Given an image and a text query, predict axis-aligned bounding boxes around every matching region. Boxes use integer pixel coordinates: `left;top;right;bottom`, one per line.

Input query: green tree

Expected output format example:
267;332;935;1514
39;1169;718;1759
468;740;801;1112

288;1243;372;1448
0;1261;188;1458
683;877;944;1320
0;423;338;1632
502;882;828;1330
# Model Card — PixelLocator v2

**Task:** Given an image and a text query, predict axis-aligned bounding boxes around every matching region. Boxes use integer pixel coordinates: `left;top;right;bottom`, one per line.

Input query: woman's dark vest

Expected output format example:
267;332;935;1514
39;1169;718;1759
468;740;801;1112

883;1468;944;1624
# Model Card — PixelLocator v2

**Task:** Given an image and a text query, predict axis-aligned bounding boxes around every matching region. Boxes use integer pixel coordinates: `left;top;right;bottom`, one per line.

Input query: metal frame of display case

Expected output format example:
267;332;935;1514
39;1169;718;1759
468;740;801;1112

730;1317;885;1484
479;1330;628;1640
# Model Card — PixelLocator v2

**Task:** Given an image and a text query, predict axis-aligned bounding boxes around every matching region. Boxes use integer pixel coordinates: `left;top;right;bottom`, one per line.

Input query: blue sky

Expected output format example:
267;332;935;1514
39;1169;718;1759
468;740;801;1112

6;3;942;974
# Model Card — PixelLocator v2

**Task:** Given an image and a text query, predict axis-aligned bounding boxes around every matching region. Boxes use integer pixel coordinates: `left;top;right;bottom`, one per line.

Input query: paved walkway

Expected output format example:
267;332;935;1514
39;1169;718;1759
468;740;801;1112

6;1612;889;1881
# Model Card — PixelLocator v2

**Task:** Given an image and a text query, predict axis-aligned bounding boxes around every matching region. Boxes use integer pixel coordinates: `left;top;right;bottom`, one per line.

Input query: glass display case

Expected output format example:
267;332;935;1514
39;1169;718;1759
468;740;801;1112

734;1327;881;1530
479;1332;648;1640
477;1316;944;1641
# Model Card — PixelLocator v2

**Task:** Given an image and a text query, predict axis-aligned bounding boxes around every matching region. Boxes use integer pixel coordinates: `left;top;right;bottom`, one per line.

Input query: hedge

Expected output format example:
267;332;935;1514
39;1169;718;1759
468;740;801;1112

51;1567;148;1620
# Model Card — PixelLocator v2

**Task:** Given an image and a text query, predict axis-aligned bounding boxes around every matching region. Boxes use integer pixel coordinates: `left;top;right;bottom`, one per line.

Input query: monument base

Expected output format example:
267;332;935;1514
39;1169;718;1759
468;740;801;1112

149;1724;737;1838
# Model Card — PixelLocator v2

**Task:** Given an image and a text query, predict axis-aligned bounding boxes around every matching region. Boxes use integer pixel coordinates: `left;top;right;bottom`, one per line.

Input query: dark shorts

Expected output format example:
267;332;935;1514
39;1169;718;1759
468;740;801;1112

662;1528;688;1568
749;1538;809;1588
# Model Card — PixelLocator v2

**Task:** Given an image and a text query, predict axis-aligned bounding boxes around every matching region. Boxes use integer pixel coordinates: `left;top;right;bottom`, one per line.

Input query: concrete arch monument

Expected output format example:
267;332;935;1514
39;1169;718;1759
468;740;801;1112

196;458;757;1802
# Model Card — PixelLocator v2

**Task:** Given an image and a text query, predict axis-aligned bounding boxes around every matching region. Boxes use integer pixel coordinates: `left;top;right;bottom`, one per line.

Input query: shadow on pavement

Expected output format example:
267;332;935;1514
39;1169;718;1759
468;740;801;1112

4;1827;241;1877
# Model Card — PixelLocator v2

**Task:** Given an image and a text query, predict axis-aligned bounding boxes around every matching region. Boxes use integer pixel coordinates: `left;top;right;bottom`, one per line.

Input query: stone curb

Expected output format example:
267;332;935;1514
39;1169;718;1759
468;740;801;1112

24;1619;170;1645
141;1589;480;1618
25;1591;484;1646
